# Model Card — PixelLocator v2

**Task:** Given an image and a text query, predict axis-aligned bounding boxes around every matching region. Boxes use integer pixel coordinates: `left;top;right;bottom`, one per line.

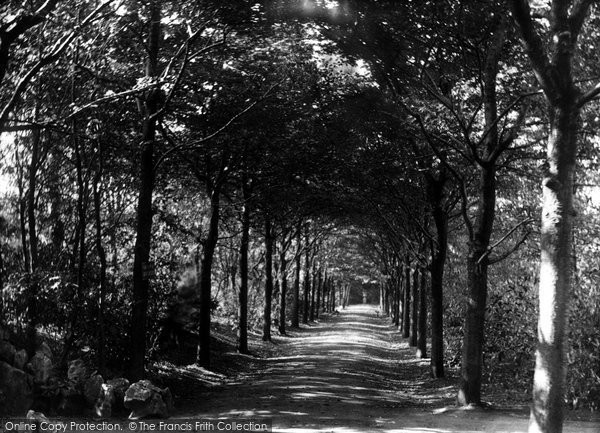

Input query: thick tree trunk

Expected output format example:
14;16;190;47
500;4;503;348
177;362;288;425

263;217;274;341
402;263;410;339
457;19;505;405
529;105;578;433
417;267;427;358
458;166;496;405
238;180;251;353
278;250;287;335
129;3;160;381
197;185;221;368
409;267;418;347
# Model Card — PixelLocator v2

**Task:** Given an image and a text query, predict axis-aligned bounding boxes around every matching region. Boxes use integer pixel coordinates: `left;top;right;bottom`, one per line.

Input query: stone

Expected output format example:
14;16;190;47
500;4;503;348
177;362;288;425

0;340;16;364
27;352;53;384
26;410;49;423
124;380;173;419
67;358;88;388
84;373;104;406
0;360;34;415
13;349;28;370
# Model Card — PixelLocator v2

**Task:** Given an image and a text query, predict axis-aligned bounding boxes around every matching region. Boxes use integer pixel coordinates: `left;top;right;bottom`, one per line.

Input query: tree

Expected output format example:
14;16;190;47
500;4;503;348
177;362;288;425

509;1;600;431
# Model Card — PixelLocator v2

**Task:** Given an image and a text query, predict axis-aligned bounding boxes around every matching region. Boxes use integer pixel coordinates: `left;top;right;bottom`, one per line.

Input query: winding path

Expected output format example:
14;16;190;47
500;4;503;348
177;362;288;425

182;305;599;433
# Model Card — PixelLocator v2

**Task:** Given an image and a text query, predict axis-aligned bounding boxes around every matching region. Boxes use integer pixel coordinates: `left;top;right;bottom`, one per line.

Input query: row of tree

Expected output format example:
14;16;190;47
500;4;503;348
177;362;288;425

1;2;599;433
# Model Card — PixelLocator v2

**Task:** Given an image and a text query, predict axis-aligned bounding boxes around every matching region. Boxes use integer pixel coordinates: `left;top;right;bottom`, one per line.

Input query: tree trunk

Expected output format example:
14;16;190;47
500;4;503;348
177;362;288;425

93;139;107;376
302;231;310;324
129;2;161;381
25;125;41;354
458;164;496;405
402;263;410;338
457;19;505;405
278;249;287;335
409;266;418;347
417;266;427;358
238;178;250;354
315;268;322;319
427;172;448;378
291;227;301;328
262;216;274;341
529;104;578;433
309;262;317;320
197;183;222;367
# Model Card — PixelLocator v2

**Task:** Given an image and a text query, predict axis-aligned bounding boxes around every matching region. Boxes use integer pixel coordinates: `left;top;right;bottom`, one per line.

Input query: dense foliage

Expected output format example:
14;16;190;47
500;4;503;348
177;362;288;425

0;0;599;421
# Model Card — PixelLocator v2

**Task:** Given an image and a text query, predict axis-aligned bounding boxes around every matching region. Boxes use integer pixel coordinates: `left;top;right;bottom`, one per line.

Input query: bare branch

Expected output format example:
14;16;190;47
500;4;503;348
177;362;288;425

577;81;600;108
479;217;534;264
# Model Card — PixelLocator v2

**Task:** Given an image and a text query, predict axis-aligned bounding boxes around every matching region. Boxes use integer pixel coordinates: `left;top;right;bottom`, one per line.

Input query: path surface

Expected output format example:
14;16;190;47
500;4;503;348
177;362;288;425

181;305;600;433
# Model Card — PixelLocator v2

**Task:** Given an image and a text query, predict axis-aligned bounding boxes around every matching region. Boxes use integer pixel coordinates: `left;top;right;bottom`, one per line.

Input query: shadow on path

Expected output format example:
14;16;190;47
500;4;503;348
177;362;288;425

181;305;599;433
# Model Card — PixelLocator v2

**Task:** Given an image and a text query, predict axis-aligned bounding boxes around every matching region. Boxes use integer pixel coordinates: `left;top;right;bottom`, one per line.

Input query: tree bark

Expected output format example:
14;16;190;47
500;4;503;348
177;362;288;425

291;226;301;328
427;172;448;378
417;266;427;358
457;19;505;406
238;178;251;354
509;1;592;431
278;248;288;335
315;268;322;319
197;181;222;368
302;230;310;324
262;216;274;341
25;125;41;354
93;138;107;376
402;263;410;338
129;2;161;381
309;262;317;320
409;266;419;347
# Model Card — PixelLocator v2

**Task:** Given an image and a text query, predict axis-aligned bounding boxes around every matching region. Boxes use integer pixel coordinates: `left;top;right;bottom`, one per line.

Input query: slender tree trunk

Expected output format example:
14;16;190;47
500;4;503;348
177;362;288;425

197;182;222;367
393;278;400;327
331;281;337;311
427;172;448;378
291;227;301;328
238;178;251;354
315;269;322;319
302;231;310;324
263;216;274;341
129;2;161;381
93;139;107;375
410;267;419;347
417;267;427;358
309;262;317;320
17;157;30;273
402;263;410;338
25;125;40;355
278;249;287;335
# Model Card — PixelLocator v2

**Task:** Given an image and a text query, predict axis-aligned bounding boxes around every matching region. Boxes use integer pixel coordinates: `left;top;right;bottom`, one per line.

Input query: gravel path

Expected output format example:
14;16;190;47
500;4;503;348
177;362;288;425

180;305;600;433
